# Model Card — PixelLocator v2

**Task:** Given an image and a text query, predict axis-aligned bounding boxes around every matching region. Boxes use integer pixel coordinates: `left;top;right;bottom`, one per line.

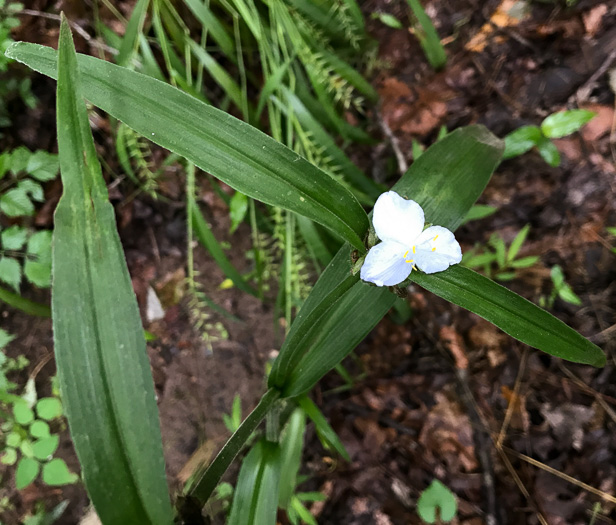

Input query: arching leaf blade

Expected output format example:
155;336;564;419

6;41;369;251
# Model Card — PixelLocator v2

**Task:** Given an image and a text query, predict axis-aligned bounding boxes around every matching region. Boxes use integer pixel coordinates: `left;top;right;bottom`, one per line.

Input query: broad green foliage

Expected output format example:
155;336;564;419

0;148;57;291
52;17;173;524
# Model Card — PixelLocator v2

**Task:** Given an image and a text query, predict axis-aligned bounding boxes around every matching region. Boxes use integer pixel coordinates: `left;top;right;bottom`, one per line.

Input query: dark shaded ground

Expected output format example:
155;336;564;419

1;0;615;524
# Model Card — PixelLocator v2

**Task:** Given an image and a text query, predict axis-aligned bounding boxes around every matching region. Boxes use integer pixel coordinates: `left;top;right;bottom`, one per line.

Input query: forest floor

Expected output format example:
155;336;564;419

1;0;615;524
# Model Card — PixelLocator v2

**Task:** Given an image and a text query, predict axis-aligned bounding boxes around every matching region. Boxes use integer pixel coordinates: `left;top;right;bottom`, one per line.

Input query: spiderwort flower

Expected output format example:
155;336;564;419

360;191;462;287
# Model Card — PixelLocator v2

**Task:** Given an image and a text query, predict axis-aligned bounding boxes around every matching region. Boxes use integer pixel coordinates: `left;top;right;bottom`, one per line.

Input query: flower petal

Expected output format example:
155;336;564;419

372;191;424;246
360;241;413;287
414;226;462;274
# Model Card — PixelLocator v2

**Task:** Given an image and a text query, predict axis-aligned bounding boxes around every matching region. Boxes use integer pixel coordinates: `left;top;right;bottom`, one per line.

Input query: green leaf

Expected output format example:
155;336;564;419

17;179;44;202
502;126;542;159
461;204;497;225
51;17;173;524
20;440;34;458
0;328;15;349
0;152;10;179
550;265;565;288
35;398;62;421
490;234;506;269
0;188;34;216
508;256;539;269
26;150;59;181
229;191;248;234
6;41;369;251
1;224;27;250
406;0;447;69
462;252;496;268
24;230;52;288
9;147;30;175
6;432;21;448
228;439;282;525
32;434;60;460
41;458;78;486
536;136;561;167
278;409;305;509
273;127;504;397
409;265;605;366
371;12;403;29
191;203;259;297
13;401;35;424
541;109;596;139
297;395;350;461
558;285;582;306
1;447;17;465
417;479;457;523
507;224;530;262
16;457;40;489
116;0;150;67
29;420;50;439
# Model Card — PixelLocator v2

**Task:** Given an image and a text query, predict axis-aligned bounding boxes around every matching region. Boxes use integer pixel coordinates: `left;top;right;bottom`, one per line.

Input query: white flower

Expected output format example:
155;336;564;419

360;191;462;287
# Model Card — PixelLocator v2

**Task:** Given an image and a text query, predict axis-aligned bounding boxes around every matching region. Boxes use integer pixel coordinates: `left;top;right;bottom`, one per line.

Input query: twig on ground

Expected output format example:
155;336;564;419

17;9;118;55
376;108;408;176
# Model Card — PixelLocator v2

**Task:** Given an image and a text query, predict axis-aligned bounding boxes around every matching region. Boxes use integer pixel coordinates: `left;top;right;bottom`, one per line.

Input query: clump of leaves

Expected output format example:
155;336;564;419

0;147;59;291
462;224;539;280
503;109;595;167
0;332;78;489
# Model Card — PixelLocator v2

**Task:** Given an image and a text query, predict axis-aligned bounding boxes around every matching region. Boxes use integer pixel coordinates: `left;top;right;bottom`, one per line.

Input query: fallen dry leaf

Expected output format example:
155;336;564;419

419;392;478;472
583;4;608;37
580;104;615;142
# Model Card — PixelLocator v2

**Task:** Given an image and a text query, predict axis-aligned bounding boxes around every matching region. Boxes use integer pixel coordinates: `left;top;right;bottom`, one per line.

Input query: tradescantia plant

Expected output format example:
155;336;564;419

5;15;605;525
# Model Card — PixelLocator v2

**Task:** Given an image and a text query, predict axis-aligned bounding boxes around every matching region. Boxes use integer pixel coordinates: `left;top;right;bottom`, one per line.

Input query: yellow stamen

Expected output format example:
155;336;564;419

404;250;409;258
433;235;439;241
405;258;414;263
412;265;418;271
432;247;436;252
412;245;416;254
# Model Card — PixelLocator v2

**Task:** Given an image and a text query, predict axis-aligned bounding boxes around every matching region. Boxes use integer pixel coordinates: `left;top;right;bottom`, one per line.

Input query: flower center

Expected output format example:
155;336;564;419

402;235;440;267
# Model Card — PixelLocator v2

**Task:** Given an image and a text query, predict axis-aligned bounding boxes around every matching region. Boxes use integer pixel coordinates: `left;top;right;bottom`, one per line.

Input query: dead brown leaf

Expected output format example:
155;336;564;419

583;4;608;37
419;392;478;472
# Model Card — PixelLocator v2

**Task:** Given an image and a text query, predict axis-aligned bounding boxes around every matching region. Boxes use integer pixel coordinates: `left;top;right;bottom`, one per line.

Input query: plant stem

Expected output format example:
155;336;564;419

184;387;281;504
0;285;51;317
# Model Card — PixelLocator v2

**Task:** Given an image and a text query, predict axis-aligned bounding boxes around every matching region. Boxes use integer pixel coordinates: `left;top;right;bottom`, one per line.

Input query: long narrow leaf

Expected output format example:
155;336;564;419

53;17;173;524
6;42;369;251
410;265;605;366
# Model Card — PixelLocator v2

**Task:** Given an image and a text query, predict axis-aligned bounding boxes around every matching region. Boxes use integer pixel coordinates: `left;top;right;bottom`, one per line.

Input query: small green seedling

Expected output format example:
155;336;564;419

417;479;457;524
462;224;539;280
1;338;78;490
503;109;595;167
222;394;243;434
539;265;581;309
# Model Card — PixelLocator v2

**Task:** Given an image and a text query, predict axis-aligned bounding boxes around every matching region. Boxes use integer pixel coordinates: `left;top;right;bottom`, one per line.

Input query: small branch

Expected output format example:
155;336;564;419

17;9;118;55
377;108;408;175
